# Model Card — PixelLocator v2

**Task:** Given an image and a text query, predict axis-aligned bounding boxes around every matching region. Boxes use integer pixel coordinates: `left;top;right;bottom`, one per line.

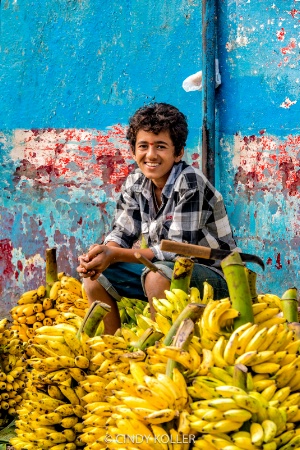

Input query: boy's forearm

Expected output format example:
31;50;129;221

106;241;155;264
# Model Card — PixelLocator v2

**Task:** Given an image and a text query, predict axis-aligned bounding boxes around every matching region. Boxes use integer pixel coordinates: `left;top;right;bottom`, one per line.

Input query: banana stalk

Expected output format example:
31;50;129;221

45;248;58;297
170;256;194;293
79;301;111;337
281;287;298;323
132;327;164;351
165;318;194;378
163;303;204;346
245;268;258;302
221;252;254;329
233;363;248;391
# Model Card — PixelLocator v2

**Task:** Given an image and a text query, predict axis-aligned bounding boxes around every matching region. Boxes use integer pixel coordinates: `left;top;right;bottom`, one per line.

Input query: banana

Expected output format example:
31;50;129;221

36;412;63;426
257;293;282;308
231;431;258;450
215;385;247;398
260;384;278;401
250;422;264;446
58;385;80;405
18;290;39;305
233;394;260;413
193;398;238;412
188;286;201;303
202;281;214;304
209;367;234;385
223;328;241;365
261;419;277;443
254;307;280;324
256;316;287;331
211;335;228;368
47;340;76;358
61;415;78;428
208;299;231;334
68;367;86;382
142;408;178;424
245;327;268;352
48;385;65;400
49;281;61;301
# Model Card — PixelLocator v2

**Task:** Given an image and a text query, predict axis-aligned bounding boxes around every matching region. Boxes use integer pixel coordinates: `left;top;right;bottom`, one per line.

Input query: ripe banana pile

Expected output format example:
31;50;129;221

10;315;91;450
9;270;300;450
0;318;27;425
75;331;192;450
10;274;89;343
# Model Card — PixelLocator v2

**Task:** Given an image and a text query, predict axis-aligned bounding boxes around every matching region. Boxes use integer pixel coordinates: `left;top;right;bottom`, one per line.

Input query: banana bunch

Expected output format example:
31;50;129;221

189;382;300;450
152;286;203;326
117;296;149;327
54;275;90;319
10;389;84;450
10;274;89;344
0;318;27;424
78;357;191;450
11;317;92;449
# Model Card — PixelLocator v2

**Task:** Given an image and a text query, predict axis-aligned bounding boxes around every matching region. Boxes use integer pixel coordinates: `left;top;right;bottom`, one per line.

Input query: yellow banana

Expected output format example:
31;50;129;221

202;281;214;304
261;419;277;443
250;422;264;446
58;385;80;405
245;327;269;352
61;415;79;428
18;290;39;305
223;328;241;365
211;335;228;368
49;281;61;301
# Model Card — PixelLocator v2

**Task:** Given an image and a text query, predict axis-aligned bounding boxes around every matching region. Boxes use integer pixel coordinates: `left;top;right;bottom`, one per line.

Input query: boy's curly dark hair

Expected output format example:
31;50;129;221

126;102;188;156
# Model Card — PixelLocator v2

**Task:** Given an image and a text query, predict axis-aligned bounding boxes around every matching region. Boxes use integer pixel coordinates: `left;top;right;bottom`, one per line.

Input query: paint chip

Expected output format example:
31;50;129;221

280;98;297;108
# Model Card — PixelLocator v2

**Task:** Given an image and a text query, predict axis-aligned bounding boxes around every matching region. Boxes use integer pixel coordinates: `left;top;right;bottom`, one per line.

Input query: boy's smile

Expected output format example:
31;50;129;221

133;129;184;188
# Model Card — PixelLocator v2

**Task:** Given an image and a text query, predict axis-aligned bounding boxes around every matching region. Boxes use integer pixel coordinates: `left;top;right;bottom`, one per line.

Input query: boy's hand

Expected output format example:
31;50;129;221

77;244;116;280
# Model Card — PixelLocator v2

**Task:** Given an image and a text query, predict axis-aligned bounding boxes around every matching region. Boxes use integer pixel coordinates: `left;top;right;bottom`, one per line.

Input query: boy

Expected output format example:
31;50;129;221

77;102;237;334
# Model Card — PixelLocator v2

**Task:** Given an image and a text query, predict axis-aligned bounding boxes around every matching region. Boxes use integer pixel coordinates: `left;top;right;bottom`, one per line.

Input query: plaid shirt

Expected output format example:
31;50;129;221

104;161;237;268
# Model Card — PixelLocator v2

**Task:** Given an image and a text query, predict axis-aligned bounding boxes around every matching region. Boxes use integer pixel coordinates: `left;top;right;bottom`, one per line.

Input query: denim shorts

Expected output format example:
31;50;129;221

97;261;229;301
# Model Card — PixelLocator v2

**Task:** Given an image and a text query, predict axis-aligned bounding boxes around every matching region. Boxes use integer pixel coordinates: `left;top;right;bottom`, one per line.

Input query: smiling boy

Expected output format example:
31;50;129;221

77;102;237;334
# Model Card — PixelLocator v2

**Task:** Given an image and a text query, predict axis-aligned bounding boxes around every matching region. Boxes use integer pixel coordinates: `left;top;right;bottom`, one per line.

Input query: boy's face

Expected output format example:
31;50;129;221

132;129;184;188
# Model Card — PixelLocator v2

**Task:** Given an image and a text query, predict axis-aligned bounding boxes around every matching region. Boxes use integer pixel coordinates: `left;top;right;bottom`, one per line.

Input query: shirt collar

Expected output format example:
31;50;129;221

140;161;187;199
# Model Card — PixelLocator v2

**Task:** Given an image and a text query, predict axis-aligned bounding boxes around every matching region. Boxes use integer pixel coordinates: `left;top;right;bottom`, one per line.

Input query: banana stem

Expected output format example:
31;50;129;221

221;252;254;329
133;327;164;351
45;248;58;297
165;318;194;378
163;303;205;346
281;287;298;323
78;301;111;338
170;257;194;293
233;363;248;391
244;268;258;303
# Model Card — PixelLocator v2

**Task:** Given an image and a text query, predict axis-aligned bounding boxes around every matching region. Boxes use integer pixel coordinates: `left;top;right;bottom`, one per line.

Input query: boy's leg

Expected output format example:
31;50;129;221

190;264;229;299
83;262;147;335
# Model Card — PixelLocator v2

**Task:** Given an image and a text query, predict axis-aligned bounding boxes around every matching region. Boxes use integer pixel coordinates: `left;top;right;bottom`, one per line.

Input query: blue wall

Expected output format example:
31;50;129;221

0;1;299;316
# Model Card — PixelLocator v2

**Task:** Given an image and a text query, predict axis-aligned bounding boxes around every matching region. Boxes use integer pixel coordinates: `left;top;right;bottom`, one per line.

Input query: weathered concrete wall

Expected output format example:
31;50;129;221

216;1;299;296
0;1;299;316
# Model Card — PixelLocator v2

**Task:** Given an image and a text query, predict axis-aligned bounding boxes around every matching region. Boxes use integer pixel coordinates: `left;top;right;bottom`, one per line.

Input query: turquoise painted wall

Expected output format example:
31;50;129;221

0;1;299;316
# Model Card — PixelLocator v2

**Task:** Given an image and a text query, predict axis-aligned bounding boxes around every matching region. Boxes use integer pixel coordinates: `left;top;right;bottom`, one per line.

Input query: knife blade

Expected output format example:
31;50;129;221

160;240;265;270
134;252;171;281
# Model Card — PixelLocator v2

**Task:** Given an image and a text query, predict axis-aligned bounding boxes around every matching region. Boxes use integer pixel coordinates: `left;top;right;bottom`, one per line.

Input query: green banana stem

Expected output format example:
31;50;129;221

78;301;111;338
45;248;58;297
281;287;298;323
221;252;254;329
165;318;194;378
163;303;204;346
132;327;164;351
233;363;248;391
170;256;194;293
244;268;258;303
